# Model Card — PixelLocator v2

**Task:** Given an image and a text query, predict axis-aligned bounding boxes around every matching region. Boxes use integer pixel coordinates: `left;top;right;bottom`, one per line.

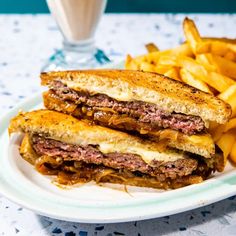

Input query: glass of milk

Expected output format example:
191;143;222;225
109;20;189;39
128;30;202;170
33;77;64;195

42;0;109;71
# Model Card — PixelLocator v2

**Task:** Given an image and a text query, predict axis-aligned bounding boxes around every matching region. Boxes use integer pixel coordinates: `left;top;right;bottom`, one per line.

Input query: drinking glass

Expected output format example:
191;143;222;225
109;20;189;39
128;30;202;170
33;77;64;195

42;0;110;71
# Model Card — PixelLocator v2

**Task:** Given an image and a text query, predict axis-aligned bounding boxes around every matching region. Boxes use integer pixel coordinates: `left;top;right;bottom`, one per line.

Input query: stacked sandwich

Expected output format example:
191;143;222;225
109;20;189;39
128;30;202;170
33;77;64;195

9;70;231;189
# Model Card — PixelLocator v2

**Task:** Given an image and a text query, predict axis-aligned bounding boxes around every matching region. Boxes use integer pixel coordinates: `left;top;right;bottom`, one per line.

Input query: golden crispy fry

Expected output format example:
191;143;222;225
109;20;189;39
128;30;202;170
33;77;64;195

196;54;217;72
224;51;236;61
222;118;236;133
145;43;159;53
144;51;160;64
212;55;236;79
208;72;235;92
143;44;193;65
230;141;236;164
210;124;225;142
125;54;150;70
218;84;236;100
153;65;171;74
216;130;235;164
196;54;236;88
203;37;236;44
169;43;193;57
218;84;236;117
179;56;233;92
125;54;139;70
178;56;207;76
210;118;236;142
184;23;236;56
180;68;212;94
139;62;157;72
164;67;181;81
206;41;236;57
157;55;179;67
183;17;202;54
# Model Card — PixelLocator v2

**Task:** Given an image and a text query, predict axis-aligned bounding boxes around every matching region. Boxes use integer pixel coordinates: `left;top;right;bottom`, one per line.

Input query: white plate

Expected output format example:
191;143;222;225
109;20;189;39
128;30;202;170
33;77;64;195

1;64;236;223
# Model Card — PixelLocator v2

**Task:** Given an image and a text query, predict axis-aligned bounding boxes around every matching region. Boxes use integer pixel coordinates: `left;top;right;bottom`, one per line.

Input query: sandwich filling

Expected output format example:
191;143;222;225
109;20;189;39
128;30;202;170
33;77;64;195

32;135;198;180
27;134;218;188
49;81;205;135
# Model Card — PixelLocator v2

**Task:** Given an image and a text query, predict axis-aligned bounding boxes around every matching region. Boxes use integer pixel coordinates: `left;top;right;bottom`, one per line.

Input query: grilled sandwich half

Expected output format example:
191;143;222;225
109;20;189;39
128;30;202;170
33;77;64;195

9;110;224;189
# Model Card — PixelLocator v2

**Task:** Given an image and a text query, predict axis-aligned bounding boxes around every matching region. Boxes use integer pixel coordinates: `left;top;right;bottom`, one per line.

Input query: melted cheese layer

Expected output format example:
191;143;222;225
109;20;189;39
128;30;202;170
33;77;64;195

98;142;186;164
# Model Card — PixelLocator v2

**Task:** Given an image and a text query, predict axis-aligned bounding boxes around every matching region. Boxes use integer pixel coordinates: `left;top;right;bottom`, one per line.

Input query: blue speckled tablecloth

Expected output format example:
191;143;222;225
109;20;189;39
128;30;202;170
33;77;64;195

1;13;236;236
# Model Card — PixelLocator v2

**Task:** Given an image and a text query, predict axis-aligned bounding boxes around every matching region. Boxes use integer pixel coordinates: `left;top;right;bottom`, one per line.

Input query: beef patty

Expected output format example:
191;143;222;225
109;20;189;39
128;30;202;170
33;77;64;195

31;135;201;181
50;81;205;135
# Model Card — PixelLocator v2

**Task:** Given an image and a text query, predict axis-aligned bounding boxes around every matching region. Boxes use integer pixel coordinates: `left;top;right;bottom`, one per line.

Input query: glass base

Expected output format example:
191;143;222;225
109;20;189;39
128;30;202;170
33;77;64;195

41;48;111;72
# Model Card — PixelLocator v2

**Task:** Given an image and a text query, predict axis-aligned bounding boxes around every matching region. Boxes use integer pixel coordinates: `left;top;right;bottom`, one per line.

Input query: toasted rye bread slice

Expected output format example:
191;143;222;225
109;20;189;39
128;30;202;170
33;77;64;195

43;90;215;158
41;69;231;124
9;110;193;165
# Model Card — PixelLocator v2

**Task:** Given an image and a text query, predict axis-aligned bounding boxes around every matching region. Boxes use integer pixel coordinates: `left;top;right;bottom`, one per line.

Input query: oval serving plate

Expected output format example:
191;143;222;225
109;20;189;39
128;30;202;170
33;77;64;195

0;62;236;223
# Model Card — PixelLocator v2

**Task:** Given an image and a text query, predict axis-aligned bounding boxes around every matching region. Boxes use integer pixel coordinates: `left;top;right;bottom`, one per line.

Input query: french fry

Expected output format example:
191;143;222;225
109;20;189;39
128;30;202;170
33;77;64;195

216;130;235;164
218;84;236;117
139;61;157;72
125;54;140;70
208;72;235;92
169;43;193;57
183;17;202;54
211;42;236;58
210;41;231;56
229;141;236;164
224;51;236;61
144;51;160;64
179;56;233;92
196;54;217;72
164;67;181;81
145;43;159;53
210;118;236;142
210;124;225;142
203;37;236;44
200;39;236;57
218;84;236;100
222;118;236;133
157;55;179;67
178;56;207;77
212;55;236;79
180;68;212;94
153;65;171;74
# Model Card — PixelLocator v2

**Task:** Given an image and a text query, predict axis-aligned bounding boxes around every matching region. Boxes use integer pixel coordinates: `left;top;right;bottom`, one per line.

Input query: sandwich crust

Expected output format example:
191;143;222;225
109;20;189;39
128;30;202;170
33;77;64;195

41;69;231;124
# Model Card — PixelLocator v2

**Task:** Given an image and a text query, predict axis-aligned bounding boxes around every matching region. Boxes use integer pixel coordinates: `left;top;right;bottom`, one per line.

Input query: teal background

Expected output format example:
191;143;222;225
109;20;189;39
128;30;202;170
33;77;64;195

0;0;236;13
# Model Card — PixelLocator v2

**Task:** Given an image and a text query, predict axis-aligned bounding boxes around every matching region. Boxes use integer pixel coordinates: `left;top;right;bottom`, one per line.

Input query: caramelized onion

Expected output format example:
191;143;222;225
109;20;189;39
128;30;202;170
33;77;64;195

57;171;89;185
154;129;179;141
35;155;62;175
108;115;136;125
93;107;117;113
94;169;115;183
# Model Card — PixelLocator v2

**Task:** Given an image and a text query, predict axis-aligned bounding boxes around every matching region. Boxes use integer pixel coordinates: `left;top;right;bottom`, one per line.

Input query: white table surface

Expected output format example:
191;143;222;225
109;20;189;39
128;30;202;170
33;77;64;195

1;13;236;236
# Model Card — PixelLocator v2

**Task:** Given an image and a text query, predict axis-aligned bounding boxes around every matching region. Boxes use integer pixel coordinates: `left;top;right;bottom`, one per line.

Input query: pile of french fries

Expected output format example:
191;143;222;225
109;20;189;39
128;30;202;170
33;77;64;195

125;17;236;165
